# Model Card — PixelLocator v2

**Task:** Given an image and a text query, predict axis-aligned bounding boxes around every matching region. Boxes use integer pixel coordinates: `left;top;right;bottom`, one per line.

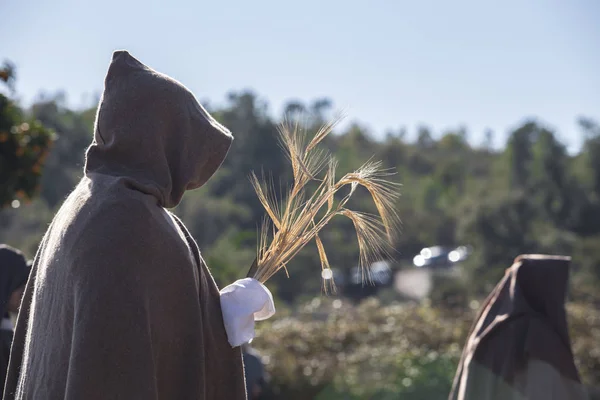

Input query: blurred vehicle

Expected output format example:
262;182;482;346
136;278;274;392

412;245;471;268
447;245;471;264
343;260;393;301
350;260;393;286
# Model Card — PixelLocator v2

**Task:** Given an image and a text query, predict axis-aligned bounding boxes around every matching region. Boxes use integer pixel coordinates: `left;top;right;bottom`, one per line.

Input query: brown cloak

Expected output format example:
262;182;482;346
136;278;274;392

449;254;588;400
3;51;247;400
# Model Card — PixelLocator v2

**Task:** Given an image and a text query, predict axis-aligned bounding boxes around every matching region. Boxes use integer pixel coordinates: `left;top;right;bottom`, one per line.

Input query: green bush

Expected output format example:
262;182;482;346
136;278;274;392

254;297;471;399
252;294;600;399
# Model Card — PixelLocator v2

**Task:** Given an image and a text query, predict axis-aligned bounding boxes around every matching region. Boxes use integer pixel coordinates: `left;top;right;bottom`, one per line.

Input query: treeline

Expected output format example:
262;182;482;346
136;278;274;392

1;90;600;302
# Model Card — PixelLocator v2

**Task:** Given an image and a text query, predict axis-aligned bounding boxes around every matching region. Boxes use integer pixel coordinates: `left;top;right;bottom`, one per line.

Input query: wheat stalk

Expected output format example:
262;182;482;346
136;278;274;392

247;118;400;292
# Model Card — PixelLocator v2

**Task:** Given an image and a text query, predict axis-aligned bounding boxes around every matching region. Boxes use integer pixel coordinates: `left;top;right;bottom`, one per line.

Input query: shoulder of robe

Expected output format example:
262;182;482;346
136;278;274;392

68;196;180;282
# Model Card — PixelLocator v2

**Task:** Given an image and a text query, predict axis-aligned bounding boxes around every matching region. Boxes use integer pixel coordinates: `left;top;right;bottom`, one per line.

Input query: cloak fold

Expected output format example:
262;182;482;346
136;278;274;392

449;254;588;400
4;51;247;400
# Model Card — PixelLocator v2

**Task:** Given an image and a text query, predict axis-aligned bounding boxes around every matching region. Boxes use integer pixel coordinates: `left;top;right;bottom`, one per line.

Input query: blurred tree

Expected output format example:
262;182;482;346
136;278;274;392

416;125;434;149
2;85;600;304
457;191;537;293
505;121;536;189
531;128;575;228
2;84;599;396
482;128;494;151
31;96;95;207
283;99;306;121
0;61;55;208
310;98;332;123
0;61;16;91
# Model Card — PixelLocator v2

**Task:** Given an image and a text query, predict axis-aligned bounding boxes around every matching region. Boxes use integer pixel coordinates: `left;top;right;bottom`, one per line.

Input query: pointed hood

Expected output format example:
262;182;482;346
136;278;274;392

512;254;572;346
85;50;232;208
0;245;30;315
449;254;583;400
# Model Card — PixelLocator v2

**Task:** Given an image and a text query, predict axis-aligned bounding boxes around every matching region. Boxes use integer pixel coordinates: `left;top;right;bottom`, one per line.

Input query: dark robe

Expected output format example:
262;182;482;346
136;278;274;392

0;245;30;390
0;330;13;395
4;51;247;400
449;254;588;400
243;346;265;399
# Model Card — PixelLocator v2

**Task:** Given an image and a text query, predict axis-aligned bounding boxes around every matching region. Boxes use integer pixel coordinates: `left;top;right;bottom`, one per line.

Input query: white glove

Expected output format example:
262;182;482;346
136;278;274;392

219;278;276;347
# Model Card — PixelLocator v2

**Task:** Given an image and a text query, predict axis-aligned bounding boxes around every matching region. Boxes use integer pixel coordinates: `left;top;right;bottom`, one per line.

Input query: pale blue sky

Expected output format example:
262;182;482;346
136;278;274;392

2;0;599;150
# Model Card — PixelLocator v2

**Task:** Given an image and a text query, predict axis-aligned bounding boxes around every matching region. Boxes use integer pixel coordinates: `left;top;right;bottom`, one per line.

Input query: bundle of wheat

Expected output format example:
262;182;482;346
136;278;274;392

246;119;400;293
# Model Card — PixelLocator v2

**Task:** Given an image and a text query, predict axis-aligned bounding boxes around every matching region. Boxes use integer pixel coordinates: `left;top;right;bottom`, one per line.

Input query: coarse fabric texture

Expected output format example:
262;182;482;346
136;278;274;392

449;254;589;400
3;51;247;400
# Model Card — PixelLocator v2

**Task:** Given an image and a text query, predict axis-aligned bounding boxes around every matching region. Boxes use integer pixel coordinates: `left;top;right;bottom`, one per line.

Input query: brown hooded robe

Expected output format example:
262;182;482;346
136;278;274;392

449;254;588;400
3;51;247;400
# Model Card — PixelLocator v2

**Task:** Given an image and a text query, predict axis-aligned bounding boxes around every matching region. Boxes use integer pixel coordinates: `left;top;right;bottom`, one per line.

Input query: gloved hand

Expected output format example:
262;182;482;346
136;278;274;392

219;278;276;347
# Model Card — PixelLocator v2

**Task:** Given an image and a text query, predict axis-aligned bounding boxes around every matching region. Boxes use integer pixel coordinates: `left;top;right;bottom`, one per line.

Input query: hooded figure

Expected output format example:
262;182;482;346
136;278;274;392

3;51;247;400
0;245;30;388
449;254;588;400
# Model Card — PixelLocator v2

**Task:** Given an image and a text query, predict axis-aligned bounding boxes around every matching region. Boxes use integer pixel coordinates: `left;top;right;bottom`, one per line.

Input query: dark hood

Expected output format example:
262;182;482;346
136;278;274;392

0;245;30;315
512;254;572;345
85;50;233;208
449;254;582;400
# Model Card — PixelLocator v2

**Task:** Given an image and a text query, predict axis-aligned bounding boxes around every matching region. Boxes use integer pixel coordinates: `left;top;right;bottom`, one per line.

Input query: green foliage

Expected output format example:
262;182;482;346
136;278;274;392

253;297;471;400
203;228;257;287
0;63;55;208
568;301;600;386
3;89;600;296
251;295;600;399
31;97;95;207
1;84;600;396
